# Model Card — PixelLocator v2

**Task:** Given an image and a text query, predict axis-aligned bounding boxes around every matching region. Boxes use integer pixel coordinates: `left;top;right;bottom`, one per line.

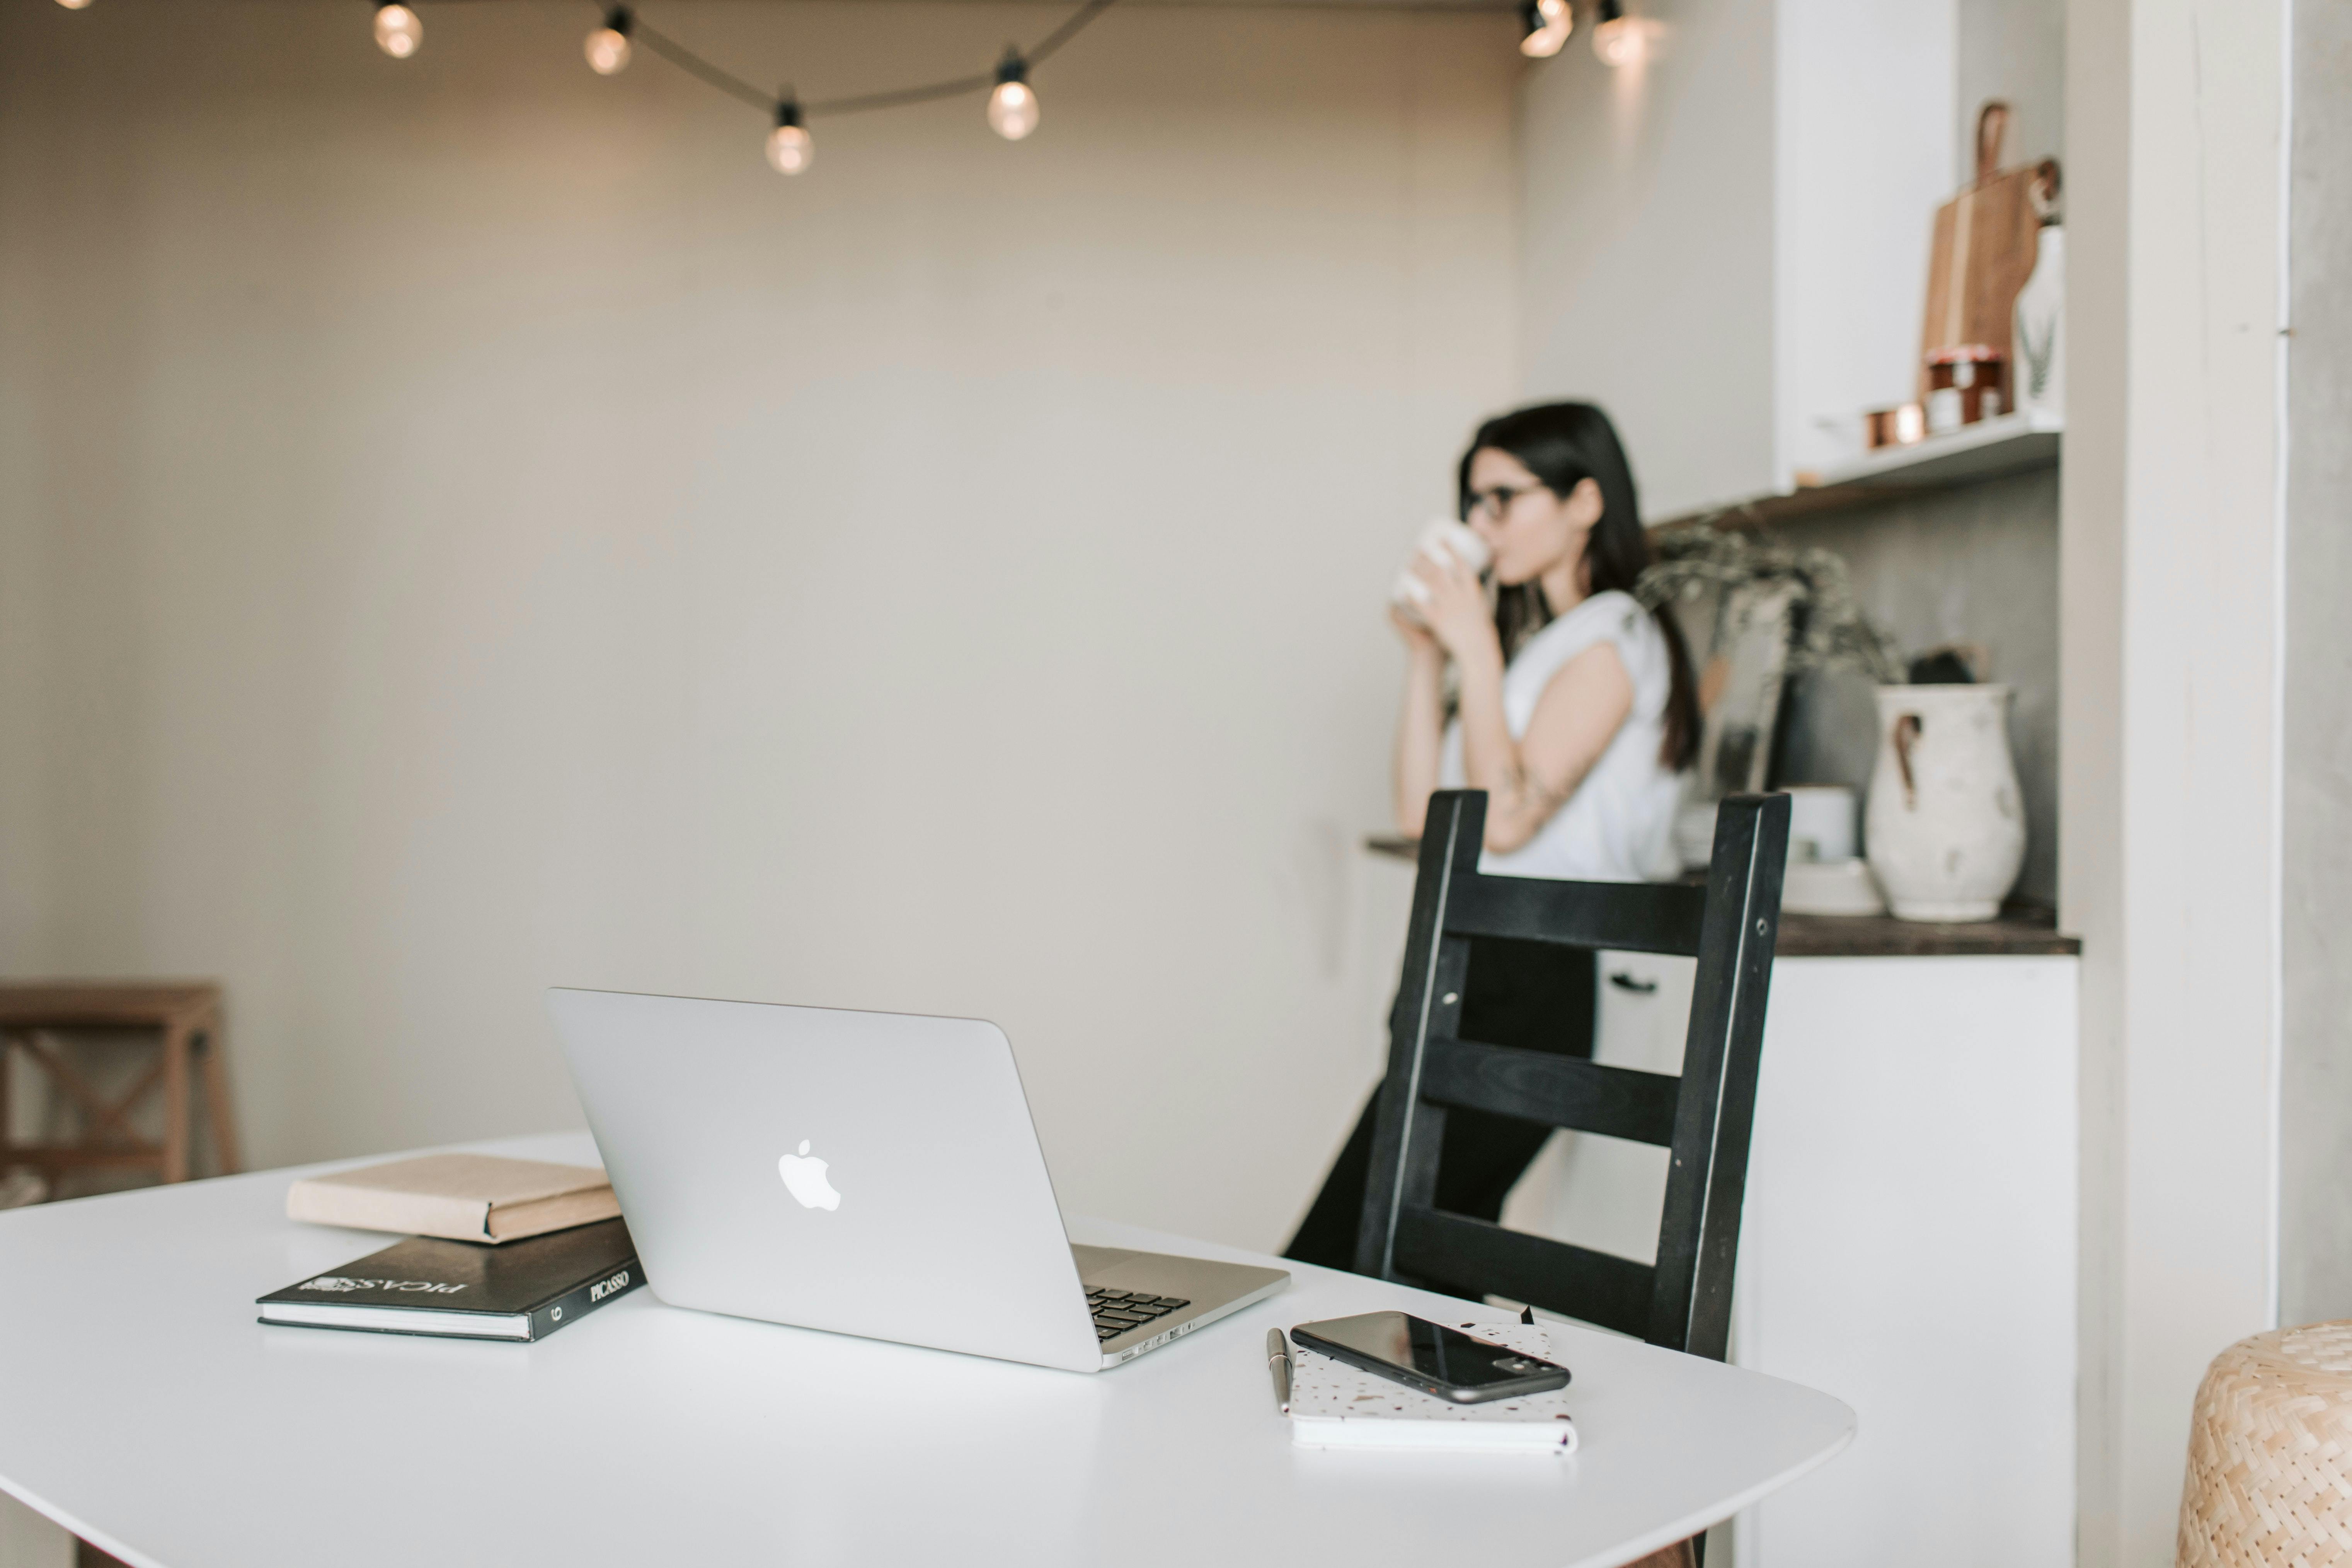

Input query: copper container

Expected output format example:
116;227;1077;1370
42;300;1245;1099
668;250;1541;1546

1925;345;2006;433
1865;403;1928;449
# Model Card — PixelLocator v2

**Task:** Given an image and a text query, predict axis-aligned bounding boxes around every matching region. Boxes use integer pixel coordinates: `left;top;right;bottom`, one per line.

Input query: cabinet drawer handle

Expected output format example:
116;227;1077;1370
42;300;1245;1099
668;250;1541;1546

1608;972;1658;995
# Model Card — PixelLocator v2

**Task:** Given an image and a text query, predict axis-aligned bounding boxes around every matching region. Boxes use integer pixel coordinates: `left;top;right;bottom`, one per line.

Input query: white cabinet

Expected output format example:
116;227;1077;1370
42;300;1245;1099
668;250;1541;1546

1500;949;1694;1266
1594;948;1700;1074
0;1489;71;1568
1502;952;2079;1568
1733;955;2078;1567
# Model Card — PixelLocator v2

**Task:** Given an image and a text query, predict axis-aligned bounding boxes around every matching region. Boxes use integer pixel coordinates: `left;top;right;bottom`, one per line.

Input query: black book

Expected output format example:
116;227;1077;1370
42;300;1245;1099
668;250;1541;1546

258;1217;642;1342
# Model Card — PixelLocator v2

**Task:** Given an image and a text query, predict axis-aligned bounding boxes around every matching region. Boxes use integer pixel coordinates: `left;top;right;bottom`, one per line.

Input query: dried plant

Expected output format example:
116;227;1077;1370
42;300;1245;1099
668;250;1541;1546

1635;526;1906;684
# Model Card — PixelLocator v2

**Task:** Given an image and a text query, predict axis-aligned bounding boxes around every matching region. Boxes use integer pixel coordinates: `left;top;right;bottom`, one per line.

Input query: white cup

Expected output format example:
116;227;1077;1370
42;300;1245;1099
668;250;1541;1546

1783;784;1858;864
1391;518;1492;622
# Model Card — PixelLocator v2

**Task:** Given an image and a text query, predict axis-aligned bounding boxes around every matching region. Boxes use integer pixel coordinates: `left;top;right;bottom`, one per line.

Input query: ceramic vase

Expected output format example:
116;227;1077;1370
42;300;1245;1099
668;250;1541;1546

1863;684;2025;922
2014;225;2064;422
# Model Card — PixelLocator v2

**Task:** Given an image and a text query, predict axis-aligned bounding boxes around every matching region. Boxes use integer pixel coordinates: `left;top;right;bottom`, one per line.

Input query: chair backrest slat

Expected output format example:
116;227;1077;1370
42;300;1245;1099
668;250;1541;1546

1649;796;1787;1360
1393;1208;1653;1339
1416;1038;1679;1147
1354;789;1789;1360
1444;875;1708;955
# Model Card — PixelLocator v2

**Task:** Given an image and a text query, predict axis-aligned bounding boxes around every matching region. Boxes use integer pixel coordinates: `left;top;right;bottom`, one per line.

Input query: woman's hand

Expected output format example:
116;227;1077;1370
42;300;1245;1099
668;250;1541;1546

1408;548;1502;677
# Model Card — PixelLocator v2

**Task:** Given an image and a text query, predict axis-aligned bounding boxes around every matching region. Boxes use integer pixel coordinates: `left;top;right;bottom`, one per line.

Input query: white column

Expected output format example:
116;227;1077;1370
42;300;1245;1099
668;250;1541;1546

2062;0;2287;1562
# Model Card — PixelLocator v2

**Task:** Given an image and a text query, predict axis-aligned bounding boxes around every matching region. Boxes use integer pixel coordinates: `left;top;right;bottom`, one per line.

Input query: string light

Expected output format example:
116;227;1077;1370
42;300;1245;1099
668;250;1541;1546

1518;0;1571;59
585;7;634;75
1591;0;1645;66
374;3;422;60
986;51;1039;141
766;100;813;175
145;0;1119;167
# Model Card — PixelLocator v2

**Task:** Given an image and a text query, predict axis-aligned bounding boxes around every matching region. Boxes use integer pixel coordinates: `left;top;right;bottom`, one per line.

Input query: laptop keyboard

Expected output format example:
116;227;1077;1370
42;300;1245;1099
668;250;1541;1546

1088;1287;1192;1342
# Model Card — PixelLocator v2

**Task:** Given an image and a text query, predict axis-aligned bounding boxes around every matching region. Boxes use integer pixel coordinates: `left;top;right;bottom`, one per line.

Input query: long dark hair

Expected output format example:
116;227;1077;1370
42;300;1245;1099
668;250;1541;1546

1457;402;1701;773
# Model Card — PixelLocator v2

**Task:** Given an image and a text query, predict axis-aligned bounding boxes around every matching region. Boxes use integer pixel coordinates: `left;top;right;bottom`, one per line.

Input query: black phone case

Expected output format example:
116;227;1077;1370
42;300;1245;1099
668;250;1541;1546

1289;1320;1572;1405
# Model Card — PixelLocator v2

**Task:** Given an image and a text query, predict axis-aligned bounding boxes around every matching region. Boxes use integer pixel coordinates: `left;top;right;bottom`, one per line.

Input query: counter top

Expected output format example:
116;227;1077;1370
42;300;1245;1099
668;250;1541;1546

1775;906;2079;957
1361;836;2080;958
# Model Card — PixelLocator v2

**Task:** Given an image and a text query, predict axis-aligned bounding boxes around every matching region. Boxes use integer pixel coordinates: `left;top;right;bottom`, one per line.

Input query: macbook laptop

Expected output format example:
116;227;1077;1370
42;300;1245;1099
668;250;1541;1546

547;988;1289;1372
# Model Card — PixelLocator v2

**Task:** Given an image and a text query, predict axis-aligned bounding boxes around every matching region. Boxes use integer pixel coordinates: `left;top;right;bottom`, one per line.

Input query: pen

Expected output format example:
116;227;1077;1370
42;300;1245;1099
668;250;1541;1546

1267;1327;1292;1414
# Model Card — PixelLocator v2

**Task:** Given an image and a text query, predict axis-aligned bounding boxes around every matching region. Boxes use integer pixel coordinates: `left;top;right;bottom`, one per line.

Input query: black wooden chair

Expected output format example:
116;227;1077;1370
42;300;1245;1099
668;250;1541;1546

1354;788;1790;1362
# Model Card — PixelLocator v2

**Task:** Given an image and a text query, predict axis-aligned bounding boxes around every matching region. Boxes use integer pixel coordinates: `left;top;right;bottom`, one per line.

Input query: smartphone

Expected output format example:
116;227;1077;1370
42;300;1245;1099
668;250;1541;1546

1288;1311;1571;1405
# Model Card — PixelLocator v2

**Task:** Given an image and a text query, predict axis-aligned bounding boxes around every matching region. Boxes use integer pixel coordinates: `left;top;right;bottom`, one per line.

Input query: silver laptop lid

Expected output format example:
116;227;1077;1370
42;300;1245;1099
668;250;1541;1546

548;989;1102;1372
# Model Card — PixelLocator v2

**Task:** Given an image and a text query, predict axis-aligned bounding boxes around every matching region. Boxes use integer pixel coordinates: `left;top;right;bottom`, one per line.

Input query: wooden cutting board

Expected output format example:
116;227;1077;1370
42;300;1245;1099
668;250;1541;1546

1919;102;2056;395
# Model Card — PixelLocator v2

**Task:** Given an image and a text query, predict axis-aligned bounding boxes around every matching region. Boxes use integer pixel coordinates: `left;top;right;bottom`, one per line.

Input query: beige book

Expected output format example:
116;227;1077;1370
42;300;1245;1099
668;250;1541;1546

286;1153;619;1244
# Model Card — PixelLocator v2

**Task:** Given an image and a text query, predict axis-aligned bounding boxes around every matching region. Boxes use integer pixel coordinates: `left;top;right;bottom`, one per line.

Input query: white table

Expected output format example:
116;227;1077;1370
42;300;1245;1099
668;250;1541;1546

0;1133;1852;1568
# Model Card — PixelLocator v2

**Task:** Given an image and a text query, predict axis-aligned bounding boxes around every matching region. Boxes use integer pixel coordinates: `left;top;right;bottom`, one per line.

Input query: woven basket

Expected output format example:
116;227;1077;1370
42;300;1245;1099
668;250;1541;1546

2179;1321;2352;1565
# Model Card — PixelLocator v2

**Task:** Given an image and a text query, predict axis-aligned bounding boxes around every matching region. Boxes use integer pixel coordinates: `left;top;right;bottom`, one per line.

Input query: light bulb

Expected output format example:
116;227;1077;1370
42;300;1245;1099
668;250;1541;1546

1591;0;1644;66
766;125;813;174
374;3;422;60
987;82;1039;141
56;0;94;10
1518;0;1571;58
987;53;1038;141
585;8;633;75
766;102;813;175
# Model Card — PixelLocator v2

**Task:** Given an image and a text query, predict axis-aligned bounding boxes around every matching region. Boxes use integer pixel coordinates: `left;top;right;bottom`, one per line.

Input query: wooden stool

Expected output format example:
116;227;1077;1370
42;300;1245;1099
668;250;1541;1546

0;982;241;1187
2178;1319;2352;1565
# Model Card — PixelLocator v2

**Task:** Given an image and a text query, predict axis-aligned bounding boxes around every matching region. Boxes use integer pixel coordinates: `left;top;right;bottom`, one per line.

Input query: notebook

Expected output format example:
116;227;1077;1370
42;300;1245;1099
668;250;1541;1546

286;1153;619;1244
257;1218;642;1341
1288;1321;1579;1452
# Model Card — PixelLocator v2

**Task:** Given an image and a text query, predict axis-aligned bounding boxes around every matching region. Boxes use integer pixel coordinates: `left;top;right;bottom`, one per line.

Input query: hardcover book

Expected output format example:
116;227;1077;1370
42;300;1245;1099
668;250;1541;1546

285;1152;620;1244
257;1217;642;1341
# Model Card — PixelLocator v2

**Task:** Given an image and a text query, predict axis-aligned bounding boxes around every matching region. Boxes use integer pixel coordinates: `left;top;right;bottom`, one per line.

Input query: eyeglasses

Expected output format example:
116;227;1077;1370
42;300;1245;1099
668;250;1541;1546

1464;482;1548;521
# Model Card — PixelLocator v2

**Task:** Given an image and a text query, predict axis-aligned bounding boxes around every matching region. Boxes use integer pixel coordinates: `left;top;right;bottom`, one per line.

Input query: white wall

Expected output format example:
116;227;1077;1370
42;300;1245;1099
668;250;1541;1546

1774;0;1955;484
0;0;1521;1252
1955;0;2065;185
1517;0;1779;518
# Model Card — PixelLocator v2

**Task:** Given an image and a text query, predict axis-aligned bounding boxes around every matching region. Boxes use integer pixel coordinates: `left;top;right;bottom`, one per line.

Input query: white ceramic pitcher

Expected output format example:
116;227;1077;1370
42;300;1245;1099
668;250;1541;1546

1863;684;2026;921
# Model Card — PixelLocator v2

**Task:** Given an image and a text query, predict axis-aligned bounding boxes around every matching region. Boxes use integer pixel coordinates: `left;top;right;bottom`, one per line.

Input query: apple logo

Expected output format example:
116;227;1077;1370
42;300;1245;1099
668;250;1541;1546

777;1140;841;1211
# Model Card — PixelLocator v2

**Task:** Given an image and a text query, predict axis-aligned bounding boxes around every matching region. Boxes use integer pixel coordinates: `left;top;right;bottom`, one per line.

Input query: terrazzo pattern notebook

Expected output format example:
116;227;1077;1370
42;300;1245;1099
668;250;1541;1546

1288;1322;1579;1452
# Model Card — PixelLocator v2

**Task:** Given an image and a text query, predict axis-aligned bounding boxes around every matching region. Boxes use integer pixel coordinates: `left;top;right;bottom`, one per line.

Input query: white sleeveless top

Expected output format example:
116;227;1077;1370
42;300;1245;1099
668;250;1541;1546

1438;589;1685;883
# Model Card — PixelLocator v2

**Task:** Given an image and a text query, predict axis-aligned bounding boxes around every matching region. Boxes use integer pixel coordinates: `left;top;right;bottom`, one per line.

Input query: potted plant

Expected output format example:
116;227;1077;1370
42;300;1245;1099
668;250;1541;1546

1637;526;2025;922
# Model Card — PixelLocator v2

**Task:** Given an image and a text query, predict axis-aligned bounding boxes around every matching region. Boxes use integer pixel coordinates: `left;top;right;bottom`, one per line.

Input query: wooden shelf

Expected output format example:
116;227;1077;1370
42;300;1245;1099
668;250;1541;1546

1775;906;2079;958
1651;411;2063;534
1360;836;2078;956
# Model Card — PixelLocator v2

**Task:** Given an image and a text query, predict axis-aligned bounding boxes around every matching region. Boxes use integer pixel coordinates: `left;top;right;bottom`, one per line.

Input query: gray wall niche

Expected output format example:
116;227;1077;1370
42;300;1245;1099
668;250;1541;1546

1763;468;2062;907
2281;0;2352;1329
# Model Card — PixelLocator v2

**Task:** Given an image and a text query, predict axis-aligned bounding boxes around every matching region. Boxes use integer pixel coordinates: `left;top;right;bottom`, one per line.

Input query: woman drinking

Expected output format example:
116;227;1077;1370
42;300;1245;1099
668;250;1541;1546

1285;400;1700;1268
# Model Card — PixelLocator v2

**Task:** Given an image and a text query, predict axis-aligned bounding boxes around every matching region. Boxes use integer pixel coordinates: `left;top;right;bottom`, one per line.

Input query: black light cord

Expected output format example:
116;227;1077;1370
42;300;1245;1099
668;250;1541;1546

629;18;775;115
600;0;1119;123
1023;0;1119;68
809;72;996;119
